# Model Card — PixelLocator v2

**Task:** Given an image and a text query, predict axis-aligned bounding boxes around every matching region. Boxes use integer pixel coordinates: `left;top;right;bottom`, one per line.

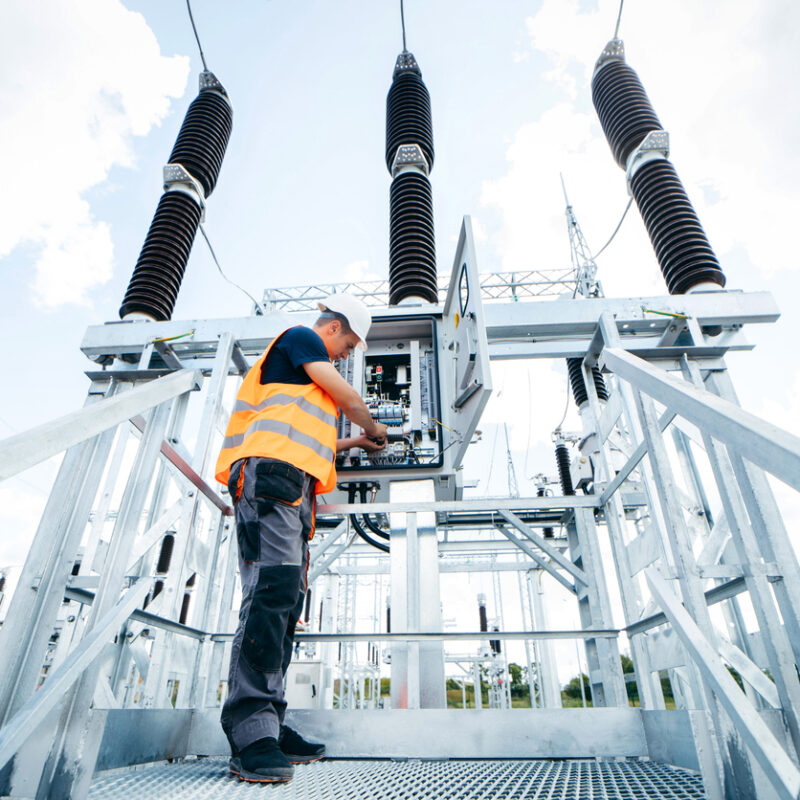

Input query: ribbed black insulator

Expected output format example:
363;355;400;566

630;159;726;293
386;71;434;172
490;626;501;655
555;444;574;496
168;89;232;198
179;592;191;625
566;359;609;407
478;602;488;633
389;171;437;304
156;534;175;574
537;487;555;538
119;191;202;321
591;60;662;169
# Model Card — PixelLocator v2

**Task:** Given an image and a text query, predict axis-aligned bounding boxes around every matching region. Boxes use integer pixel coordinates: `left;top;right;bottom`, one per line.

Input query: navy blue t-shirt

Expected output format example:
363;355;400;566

260;326;330;385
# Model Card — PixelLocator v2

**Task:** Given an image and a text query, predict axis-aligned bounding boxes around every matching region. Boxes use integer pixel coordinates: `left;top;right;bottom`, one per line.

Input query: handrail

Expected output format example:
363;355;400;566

130;415;232;515
603;347;800;492
63;588;620;644
645;568;800;800
0;369;202;483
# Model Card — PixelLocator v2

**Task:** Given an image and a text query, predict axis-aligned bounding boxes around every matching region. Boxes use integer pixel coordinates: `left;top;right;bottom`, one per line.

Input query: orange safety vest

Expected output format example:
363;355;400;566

214;328;339;495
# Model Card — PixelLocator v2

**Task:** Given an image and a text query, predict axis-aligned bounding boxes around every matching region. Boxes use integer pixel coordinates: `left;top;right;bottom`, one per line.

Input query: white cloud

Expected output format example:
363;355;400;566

343;259;381;283
0;0;190;307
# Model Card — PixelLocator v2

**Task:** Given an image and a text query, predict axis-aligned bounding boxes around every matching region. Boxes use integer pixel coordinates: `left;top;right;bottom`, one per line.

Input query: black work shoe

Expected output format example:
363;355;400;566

229;737;295;783
279;724;326;764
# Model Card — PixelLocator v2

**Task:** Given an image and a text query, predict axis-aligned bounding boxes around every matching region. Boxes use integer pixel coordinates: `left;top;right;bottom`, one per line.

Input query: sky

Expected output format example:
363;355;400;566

1;0;799;682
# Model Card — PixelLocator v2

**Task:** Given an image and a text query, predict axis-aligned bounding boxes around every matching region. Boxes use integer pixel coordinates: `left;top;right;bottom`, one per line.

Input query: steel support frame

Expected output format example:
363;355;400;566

2;287;795;799
592;310;800;800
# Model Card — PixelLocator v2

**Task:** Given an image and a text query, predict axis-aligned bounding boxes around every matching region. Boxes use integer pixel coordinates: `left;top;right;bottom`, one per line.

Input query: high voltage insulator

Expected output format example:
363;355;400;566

389;170;437;305
386;55;434;172
385;51;437;305
555;443;574;496
119;192;202;321
168;78;233;198
537;486;555;539
591;54;662;170
566;358;609;407
119;72;232;322
630;160;724;294
591;41;725;295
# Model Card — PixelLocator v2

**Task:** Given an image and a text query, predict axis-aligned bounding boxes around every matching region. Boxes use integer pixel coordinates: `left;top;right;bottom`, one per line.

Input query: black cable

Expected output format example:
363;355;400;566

613;0;625;39
186;0;208;71
400;0;407;52
362;514;390;540
591;197;633;260
358;484;390;540
199;223;263;314
351;514;390;552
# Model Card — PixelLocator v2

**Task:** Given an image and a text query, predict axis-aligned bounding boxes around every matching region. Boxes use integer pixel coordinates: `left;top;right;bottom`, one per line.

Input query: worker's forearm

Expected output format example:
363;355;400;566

337;436;363;452
341;399;379;435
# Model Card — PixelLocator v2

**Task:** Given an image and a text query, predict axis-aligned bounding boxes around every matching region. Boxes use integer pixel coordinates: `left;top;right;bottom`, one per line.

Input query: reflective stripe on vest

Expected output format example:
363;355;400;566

214;328;338;493
231;394;337;428
221;418;335;463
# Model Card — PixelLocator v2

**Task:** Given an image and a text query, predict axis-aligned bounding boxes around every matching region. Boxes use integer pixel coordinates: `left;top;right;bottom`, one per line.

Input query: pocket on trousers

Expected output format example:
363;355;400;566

242;565;302;672
227;459;244;503
254;460;304;506
237;520;260;563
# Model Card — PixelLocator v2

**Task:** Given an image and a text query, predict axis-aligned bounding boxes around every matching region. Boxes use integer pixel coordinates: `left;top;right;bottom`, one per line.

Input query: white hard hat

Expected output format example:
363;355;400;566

317;293;372;350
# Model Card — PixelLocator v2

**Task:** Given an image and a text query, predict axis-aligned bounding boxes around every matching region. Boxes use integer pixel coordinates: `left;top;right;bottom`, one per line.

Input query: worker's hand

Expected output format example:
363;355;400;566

368;421;388;441
355;433;387;452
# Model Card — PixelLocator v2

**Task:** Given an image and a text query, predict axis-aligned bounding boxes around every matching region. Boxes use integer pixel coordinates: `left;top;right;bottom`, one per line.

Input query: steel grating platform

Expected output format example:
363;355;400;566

88;757;706;799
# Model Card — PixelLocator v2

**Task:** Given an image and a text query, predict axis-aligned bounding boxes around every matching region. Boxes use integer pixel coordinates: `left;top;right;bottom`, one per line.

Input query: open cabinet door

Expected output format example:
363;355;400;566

441;216;492;470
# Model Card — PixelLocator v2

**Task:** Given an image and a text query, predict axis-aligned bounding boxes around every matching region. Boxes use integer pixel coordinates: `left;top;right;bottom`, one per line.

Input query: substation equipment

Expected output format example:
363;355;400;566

0;27;800;800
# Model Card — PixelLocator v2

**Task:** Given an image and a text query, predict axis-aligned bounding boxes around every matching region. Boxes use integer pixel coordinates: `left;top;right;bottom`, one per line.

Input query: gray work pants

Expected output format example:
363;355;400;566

221;457;314;751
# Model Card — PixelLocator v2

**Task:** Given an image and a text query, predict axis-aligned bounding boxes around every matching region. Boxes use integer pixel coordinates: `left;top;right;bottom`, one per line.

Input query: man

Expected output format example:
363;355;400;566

214;293;387;784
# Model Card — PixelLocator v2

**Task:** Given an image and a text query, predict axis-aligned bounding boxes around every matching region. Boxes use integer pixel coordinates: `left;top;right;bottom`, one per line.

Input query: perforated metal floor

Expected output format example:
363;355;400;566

88;757;706;799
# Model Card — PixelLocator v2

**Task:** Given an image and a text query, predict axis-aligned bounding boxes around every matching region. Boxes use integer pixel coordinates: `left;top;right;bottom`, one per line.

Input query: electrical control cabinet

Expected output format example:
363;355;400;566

336;316;442;472
330;217;491;501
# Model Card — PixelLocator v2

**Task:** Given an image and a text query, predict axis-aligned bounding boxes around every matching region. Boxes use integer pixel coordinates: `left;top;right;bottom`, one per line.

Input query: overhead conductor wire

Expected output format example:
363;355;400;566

591;197;633;260
199;224;264;314
400;0;408;51
185;2;261;315
186;0;209;71
577;0;629;268
614;0;625;39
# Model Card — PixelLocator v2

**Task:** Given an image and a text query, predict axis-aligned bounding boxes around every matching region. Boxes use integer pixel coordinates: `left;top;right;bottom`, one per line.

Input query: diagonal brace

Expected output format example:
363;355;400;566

498;510;588;586
494;524;576;595
0;578;151;771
